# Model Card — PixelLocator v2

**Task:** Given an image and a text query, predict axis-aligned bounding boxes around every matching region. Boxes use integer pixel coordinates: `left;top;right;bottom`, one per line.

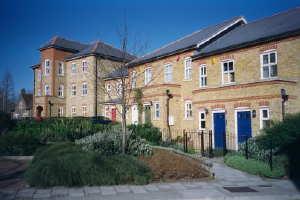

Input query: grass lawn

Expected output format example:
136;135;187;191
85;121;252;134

224;154;285;178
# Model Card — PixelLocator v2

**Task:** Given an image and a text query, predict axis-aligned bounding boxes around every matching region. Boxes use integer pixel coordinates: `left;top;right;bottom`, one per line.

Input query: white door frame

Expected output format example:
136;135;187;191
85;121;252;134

234;108;251;150
211;109;225;149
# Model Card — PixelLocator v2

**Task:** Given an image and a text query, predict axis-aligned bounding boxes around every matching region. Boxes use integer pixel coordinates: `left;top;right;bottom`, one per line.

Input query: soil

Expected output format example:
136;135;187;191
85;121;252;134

139;148;210;182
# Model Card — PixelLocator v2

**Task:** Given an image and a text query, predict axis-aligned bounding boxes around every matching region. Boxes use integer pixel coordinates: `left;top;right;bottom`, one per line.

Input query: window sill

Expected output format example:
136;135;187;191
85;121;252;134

222;82;236;86
183;118;193;121
260;77;278;80
183;79;192;82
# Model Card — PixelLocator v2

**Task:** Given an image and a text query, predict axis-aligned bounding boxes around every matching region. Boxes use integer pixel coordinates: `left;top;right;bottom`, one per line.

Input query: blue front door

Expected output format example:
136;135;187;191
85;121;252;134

213;112;226;149
237;111;252;144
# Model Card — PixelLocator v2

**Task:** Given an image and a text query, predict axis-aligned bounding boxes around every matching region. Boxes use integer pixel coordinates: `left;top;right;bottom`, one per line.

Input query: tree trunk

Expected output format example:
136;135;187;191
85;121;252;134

121;103;127;154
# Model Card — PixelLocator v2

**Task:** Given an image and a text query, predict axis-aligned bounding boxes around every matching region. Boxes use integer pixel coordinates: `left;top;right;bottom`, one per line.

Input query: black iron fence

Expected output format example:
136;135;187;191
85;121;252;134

240;135;275;171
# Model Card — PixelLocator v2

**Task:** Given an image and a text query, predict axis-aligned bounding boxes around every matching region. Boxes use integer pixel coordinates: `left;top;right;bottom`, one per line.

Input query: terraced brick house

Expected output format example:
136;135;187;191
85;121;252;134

32;37;135;118
126;8;300;150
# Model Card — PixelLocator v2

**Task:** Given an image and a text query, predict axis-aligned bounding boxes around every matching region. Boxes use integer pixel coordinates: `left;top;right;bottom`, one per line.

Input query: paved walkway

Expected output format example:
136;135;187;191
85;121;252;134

1;158;299;200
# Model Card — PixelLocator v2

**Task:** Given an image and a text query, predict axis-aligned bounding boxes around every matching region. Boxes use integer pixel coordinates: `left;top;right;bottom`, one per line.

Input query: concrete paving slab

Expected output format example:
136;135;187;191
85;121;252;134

16;188;36;198
115;185;131;193
144;184;159;192
51;187;68;197
68;188;84;197
83;186;101;194
156;183;172;190
100;186;116;195
130;185;147;194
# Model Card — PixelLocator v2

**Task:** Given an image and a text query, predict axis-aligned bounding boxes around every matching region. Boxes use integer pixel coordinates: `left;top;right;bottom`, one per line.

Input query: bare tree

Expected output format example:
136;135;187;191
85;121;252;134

0;71;15;113
95;19;152;154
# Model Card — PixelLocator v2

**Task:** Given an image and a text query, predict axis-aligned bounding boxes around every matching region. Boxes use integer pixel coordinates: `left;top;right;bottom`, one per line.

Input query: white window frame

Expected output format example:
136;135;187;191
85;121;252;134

184;57;192;80
37;89;42;96
116;82;122;96
260;50;278;79
144;67;152;85
82;82;88;96
82;105;87;116
260;108;270;129
58;84;64;97
82;60;88;72
164;63;173;83
106;83;111;93
71;84;76;96
58;107;64;117
45;84;50;96
71;106;76;116
71;63;77;74
221;60;235;85
184;100;193;119
199;64;207;87
199;111;206;130
131;71;137;88
153;101;160;120
58;62;64;76
44;59;51;76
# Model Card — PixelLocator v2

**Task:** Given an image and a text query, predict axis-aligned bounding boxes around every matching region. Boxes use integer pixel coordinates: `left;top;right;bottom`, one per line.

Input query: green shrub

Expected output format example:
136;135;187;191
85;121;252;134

10;117;113;142
224;153;285;178
0;111;16;133
127;137;153;156
258;113;300;181
238;137;273;162
128;123;162;145
75;129;153;156
25;142;152;187
0;133;44;156
75;129;122;155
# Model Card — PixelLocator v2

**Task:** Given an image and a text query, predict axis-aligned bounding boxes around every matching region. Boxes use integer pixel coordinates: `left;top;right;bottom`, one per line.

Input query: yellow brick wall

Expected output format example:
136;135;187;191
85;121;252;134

128;36;300;148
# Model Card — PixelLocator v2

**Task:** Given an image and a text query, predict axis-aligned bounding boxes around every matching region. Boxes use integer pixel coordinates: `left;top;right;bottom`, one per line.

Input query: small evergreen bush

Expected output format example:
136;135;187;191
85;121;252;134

128;123;162;145
0;133;43;156
25;142;152;186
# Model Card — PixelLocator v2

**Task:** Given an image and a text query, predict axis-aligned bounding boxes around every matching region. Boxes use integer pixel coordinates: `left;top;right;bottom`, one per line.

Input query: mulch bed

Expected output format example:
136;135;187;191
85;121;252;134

139;148;210;182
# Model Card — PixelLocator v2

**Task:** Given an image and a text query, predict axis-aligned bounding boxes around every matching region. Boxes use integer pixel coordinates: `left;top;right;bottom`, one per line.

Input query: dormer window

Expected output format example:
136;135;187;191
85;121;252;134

45;59;51;75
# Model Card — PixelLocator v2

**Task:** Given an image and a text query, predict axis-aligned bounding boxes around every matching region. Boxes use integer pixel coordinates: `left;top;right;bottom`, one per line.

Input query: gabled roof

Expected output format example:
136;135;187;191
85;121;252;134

193;7;300;59
66;41;136;62
39;36;89;52
129;16;246;67
103;67;128;80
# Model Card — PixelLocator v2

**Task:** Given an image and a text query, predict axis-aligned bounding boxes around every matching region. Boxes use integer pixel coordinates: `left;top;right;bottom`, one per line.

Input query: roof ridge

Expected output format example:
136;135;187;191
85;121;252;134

137;16;244;60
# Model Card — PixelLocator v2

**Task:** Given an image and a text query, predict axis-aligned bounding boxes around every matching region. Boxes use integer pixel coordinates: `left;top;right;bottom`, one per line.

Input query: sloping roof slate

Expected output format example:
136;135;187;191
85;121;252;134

193;7;300;59
129;16;246;66
66;41;136;62
40;36;89;52
103;67;128;80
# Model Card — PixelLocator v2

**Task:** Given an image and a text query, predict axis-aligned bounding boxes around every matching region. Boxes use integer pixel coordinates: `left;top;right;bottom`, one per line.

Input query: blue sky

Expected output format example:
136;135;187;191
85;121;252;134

0;0;300;93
